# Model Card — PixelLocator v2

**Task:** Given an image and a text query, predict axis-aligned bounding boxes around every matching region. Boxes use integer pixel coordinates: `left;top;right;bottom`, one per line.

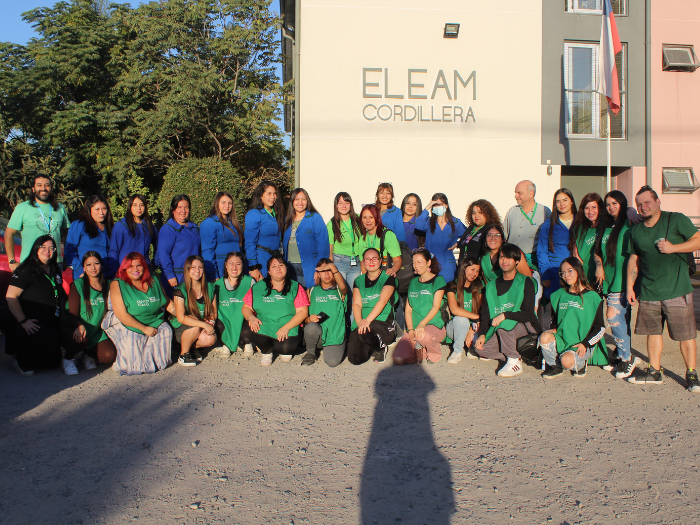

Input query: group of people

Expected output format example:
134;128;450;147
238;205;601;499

4;175;700;392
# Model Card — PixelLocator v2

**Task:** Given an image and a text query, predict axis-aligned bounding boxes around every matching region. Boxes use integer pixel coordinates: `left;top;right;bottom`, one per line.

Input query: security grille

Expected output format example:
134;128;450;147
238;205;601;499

662;45;700;72
662;168;699;194
565;0;626;15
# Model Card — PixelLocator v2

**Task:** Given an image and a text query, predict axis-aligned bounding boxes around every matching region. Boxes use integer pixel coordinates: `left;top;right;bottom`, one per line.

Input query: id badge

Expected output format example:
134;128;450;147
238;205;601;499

350;256;357;266
55;307;60;317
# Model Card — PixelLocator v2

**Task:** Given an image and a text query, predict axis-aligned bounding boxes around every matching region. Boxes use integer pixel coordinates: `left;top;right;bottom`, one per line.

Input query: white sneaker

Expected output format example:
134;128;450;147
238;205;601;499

242;344;254;357
260;353;273;366
279;354;293;363
447;352;463;364
63;358;79;376
466;350;478;360
83;354;97;370
497;357;524;377
213;344;230;356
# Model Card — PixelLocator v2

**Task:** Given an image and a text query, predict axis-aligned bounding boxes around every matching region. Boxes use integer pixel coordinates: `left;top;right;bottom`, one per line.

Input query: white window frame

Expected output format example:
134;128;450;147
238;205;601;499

564;41;626;140
565;0;626;16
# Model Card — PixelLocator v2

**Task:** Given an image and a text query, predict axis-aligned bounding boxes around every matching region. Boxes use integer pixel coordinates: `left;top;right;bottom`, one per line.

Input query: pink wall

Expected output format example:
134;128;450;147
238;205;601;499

651;1;700;221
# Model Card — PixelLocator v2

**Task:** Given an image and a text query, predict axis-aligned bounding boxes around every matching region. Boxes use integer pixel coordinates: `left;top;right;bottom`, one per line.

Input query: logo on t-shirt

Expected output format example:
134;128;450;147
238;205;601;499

494;302;514;315
362;293;380;304
558;300;584;311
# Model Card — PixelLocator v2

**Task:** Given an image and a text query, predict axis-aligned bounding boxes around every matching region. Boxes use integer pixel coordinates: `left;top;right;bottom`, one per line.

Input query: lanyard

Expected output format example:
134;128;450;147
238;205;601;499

519;203;537;225
38;205;53;233
342;221;355;250
265;208;276;218
45;274;59;315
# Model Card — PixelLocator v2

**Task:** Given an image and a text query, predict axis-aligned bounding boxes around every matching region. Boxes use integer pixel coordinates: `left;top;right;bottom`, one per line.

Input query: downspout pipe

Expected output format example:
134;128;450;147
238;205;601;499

293;0;301;188
645;0;652;186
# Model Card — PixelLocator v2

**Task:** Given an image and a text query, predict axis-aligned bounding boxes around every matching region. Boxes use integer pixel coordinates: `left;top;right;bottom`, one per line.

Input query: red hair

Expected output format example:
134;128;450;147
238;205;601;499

359;204;385;239
117;252;154;287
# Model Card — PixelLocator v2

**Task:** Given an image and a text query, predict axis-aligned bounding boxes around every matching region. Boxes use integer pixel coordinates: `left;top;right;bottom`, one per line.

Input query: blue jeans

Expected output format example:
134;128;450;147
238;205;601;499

445;316;476;354
606;292;631;361
288;262;306;288
333;254;361;323
539;333;592;371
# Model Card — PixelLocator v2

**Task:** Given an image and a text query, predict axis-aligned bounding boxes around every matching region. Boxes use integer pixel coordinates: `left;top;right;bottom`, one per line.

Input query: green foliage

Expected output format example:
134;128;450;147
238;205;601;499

109;170;157;221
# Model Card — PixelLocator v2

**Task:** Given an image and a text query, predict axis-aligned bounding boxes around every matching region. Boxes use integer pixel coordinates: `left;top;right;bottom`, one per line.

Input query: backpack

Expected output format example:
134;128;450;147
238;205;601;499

378;232;415;294
665;213;698;276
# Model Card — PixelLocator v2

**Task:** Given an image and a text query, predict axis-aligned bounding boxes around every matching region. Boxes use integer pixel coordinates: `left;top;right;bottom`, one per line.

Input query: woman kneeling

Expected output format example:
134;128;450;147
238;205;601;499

539;257;607;378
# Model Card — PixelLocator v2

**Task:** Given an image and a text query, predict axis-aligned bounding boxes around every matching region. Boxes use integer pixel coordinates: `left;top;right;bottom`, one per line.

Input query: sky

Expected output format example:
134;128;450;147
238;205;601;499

0;0;290;146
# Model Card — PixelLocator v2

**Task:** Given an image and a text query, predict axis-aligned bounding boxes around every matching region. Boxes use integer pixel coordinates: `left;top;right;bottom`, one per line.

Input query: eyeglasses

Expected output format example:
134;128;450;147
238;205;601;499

486;233;502;239
39;246;57;253
559;269;576;278
364;257;380;263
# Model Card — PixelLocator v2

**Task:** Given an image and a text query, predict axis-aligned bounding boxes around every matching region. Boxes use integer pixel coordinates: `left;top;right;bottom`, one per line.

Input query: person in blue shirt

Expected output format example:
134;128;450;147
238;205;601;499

375;182;407;243
200;191;244;280
400;193;425;251
155;194;201;297
282;188;329;287
537;188;576;303
65;195;114;280
108;194;157;276
415;193;467;280
244;181;284;281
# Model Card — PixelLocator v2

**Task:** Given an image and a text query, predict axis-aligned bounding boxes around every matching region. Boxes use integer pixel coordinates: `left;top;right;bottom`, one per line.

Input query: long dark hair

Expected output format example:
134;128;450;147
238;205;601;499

209;191;244;243
124;194;156;238
182;255;215;321
284;188;319;231
331;192;361;244
222;251;245;290
400;193;423;218
263;252;292;296
79;195;114;238
412;247;442;276
480;223;506;258
248;180;285;232
374;182;394;209
429;193;456;233
359;204;386;239
569;193;605;253
548;188;577;253
15;235;60;279
79;251;109;319
455;256;484;314
28;174;59;211
168;194;191;222
595;190;628;264
559;256;594;300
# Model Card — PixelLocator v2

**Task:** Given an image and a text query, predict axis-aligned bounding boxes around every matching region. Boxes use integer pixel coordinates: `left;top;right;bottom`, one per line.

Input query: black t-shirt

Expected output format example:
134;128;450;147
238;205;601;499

458;225;486;264
10;266;66;324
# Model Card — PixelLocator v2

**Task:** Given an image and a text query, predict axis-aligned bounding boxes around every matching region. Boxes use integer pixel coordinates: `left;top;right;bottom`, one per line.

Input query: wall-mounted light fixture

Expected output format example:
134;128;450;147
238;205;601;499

444;23;460;38
547;159;553;176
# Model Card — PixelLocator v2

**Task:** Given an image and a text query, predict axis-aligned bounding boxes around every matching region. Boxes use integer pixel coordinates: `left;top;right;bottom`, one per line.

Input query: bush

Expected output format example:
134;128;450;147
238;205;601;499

158;158;248;225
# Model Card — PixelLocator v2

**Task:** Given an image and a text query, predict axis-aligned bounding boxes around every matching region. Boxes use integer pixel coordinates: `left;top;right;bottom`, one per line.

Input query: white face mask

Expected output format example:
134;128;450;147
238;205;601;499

432;206;447;217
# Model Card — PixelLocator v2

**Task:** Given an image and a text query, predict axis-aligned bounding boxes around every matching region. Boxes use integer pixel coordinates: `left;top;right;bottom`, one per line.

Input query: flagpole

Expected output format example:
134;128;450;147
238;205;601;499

607;102;611;193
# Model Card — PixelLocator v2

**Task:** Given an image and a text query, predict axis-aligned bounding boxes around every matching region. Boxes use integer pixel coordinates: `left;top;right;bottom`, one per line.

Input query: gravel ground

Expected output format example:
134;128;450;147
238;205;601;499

1;289;699;525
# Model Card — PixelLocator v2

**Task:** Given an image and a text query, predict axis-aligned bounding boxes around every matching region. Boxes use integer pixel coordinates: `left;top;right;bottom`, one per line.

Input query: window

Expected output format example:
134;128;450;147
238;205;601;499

662;168;699;194
662;45;700;72
565;0;626;15
564;41;626;139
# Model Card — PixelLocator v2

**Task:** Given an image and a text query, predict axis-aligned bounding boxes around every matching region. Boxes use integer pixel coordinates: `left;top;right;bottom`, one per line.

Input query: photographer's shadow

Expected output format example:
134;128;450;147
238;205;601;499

360;366;455;524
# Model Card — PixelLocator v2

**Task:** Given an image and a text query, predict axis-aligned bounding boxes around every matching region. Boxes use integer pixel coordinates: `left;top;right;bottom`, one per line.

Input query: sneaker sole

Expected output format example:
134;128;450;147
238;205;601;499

497;370;523;377
541;373;564;379
572;372;587;378
615;358;640;379
687;385;700;393
178;361;198;367
627;378;662;384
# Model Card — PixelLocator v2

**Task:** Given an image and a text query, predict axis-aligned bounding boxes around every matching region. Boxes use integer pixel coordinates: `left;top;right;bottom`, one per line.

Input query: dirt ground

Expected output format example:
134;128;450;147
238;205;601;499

1;289;699;525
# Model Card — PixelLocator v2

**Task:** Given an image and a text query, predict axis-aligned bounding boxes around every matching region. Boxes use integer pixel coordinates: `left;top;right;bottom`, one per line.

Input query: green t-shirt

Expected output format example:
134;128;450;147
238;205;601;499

574;227;599;285
327;219;359;257
407;275;446;329
599;221;631;295
170;281;217;329
309;285;347;346
288;220;302;264
351;271;398;329
483;273;527;342
628;211;698;301
116;279;169;335
216;275;254;351
445;280;480;312
250;280;302;338
480;253;502;284
69;277;109;348
357;229;401;263
8;200;70;262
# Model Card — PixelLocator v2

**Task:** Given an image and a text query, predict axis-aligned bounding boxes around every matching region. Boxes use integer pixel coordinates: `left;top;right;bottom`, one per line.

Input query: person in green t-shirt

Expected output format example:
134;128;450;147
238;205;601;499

347;248;399;365
5;174;70;269
539;257;607;379
103;252;173;375
171;255;218;367
301;258;349;367
625;186;700;391
357;205;402;276
60;251;116;375
393;249;447;365
445;256;484;363
214;252;255;357
570;193;604;287
327;192;363;295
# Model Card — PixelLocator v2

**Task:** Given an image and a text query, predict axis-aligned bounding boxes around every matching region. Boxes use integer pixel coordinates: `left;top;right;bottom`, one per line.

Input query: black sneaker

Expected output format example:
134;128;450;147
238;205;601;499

301;353;316;366
686;370;700;393
178;352;199;367
614;357;640;379
541;364;564;379
191;348;203;362
372;347;388;363
627;366;663;385
572;363;587;378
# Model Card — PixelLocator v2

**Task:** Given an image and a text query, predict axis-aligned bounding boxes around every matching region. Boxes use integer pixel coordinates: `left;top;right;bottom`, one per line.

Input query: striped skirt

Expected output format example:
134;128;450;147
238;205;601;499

101;311;172;375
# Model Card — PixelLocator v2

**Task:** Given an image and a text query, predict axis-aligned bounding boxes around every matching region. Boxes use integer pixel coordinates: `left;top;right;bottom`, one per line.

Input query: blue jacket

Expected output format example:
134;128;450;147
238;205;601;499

200;216;241;280
107;218;157;276
155;219;201;284
536;218;572;298
65;220;111;280
282;211;330;282
415;210;467;280
244;208;281;277
381;205;407;243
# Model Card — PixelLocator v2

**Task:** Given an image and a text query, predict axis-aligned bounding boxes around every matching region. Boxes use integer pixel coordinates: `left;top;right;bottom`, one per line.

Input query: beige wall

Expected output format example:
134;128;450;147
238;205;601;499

298;0;560;222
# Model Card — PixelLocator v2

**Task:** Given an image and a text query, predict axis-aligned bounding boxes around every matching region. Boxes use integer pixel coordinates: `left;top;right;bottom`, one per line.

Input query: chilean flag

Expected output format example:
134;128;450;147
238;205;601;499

598;0;622;115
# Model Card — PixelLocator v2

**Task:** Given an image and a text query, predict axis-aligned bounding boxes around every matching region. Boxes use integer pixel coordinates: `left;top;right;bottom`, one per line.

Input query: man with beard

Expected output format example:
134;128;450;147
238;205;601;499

5;175;70;272
626;185;700;392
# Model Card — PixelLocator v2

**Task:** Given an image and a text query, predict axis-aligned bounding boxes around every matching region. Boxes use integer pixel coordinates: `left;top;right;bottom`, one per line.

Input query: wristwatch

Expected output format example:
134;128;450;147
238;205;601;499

9;259;16;265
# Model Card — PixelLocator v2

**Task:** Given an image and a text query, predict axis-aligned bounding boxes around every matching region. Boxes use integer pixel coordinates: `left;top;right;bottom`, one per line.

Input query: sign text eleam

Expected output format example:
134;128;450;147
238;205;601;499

362;68;476;123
